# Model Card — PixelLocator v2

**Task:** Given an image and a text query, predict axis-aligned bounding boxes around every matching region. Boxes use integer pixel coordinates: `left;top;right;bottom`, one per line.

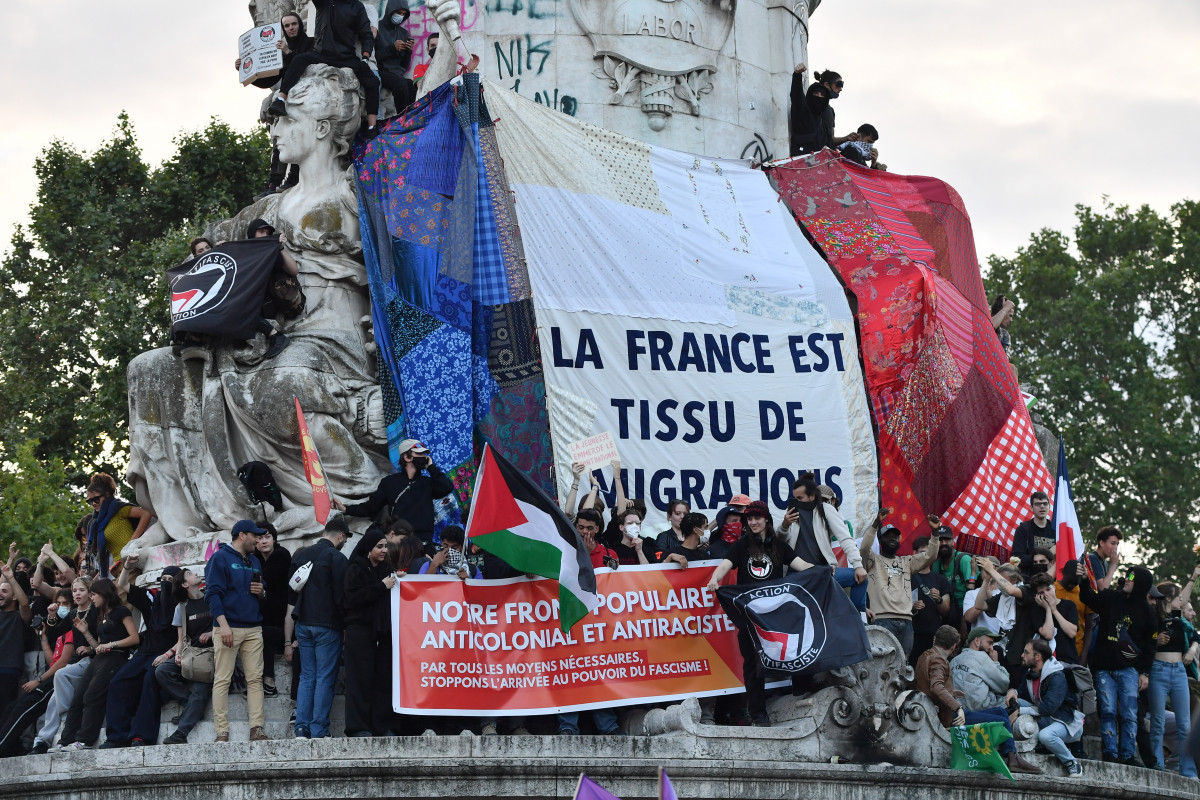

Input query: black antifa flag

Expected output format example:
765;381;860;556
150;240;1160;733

718;568;870;674
168;237;278;340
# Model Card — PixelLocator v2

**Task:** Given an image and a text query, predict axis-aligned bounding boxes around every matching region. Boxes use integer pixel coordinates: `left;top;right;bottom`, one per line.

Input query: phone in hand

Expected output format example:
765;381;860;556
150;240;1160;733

251;571;262;584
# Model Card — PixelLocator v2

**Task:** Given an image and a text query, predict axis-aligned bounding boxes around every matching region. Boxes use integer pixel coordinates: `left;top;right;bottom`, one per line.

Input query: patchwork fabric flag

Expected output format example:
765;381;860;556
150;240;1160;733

354;75;553;525
717;569;870;674
465;443;598;631
949;722;1015;781
769;153;1052;555
1052;437;1084;581
167;237;278;340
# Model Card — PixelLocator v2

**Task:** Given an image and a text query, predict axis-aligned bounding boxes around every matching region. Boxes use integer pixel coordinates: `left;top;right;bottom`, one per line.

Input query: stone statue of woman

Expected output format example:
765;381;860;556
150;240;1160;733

125;64;390;553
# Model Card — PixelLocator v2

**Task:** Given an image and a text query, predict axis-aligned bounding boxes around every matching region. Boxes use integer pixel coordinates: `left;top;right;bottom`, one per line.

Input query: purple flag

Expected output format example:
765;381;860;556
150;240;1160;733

573;775;623;800
660;769;678;800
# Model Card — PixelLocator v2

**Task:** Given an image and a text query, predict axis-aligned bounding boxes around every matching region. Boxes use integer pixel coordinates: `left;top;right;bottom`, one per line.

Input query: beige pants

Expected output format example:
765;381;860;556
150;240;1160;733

212;626;265;736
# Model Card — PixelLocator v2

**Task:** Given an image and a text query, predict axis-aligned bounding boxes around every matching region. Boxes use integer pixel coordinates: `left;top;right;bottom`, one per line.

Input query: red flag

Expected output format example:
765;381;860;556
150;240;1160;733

295;397;331;524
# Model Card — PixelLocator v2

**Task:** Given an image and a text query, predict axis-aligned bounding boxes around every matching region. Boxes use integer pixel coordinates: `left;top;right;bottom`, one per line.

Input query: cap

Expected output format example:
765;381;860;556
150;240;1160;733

879;524;901;537
231;519;267;537
936;525;955;539
728;493;752;508
743;500;770;519
966;626;995;643
160;566;183;580
1148;584;1165;599
398;438;430;455
246;218;276;239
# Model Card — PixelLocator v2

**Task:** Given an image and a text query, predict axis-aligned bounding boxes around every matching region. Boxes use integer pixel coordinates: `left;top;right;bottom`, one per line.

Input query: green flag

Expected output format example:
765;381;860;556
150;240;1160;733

949;722;1014;781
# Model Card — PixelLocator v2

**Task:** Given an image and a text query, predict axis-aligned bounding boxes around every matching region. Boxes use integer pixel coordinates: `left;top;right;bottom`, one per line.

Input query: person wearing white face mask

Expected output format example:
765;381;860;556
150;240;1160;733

376;0;416;112
659;512;710;569
611;510;650;566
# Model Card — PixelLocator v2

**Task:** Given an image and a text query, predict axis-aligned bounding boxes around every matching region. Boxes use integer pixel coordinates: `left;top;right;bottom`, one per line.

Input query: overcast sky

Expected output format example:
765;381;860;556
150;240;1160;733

1;0;1197;267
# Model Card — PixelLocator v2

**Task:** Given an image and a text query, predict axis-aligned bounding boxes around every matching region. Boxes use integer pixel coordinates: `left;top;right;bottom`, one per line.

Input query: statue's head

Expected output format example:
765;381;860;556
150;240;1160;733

273;64;362;168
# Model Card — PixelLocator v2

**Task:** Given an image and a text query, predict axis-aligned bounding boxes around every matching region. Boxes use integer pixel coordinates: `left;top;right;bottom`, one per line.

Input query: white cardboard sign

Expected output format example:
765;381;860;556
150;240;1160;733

565;431;621;471
239;23;285;86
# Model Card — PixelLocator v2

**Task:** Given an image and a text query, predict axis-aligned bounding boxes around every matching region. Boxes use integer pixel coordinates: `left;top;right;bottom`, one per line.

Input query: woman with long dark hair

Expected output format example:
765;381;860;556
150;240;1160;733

705;500;823;726
1148;570;1200;776
56;579;139;749
157;569;213;744
343;530;397;736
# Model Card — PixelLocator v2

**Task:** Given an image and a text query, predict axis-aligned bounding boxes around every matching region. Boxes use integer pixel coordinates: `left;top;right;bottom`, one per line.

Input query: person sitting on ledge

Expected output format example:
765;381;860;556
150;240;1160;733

1008;639;1085;778
915;625;1042;775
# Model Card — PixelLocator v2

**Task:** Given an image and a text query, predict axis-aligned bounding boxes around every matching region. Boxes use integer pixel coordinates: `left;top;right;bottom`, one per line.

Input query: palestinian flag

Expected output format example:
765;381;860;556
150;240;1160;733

465;444;597;630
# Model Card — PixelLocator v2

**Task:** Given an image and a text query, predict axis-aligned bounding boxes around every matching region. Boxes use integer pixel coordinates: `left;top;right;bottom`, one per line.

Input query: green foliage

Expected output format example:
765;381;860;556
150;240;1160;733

0;439;88;561
988;201;1200;580
0;114;270;482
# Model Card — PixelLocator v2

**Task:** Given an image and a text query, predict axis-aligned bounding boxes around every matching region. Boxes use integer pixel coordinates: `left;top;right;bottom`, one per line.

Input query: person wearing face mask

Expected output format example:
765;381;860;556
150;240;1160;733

339;439;454;553
788;65;858;156
99;560;182;748
611;509;650;566
780;473;867;612
0;588;78;756
29;578;96;753
421;526;481;578
377;0;416;112
659;512;710;569
858;513;938;659
707;494;751;561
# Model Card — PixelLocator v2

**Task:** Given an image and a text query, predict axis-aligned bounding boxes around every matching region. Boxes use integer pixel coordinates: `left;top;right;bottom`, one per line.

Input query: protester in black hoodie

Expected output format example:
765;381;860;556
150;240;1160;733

788;66;857;157
342;529;397;736
1079;563;1160;764
99;563;181;747
270;0;380;133
264;13;315;191
377;0;417;112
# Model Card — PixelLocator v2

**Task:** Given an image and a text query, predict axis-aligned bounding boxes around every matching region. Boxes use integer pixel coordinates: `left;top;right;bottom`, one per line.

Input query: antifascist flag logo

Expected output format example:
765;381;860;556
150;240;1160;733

260;28;276;41
748;591;822;664
171;252;236;320
166;237;278;341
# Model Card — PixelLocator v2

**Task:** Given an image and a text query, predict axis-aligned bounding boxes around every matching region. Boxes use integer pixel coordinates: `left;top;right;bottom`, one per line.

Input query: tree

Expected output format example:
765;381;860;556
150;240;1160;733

988;201;1200;580
0;114;270;483
0;439;88;565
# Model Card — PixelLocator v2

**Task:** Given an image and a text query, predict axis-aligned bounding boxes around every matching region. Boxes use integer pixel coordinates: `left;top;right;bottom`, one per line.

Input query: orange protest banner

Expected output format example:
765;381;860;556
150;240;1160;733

294;397;331;524
391;562;743;715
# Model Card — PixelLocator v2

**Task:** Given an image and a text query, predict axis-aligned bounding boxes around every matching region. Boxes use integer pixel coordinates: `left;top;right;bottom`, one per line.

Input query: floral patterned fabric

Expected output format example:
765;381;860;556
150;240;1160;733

355;77;554;521
768;153;1050;552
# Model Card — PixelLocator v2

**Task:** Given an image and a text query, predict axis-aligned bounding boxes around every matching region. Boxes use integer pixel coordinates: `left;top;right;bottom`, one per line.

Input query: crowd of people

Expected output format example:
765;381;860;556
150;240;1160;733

1;443;1196;784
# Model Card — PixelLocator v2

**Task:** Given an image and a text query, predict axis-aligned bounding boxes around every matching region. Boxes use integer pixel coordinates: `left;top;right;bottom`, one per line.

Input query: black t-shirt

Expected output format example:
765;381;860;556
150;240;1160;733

98;606;132;646
1051;600;1080;663
987;586;1039;666
725;537;796;584
667;544;711;563
181;597;213;646
1158;614;1188;654
911;571;952;635
611;539;644;566
792;507;826;568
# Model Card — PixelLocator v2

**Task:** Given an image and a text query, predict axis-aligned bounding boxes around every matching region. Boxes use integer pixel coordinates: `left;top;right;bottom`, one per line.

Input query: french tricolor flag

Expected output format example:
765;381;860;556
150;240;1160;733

1051;436;1084;581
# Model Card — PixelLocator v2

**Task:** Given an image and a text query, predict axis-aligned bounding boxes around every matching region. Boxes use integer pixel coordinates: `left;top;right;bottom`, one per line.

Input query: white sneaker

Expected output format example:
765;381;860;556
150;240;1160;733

61;742;89;751
1065;761;1083;778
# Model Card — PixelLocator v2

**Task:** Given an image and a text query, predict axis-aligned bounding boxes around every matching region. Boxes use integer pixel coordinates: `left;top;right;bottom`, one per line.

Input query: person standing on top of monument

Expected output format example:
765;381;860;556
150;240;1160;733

929;520;976;621
1010;491;1053;574
779;473;867;611
268;0;381;135
788;65;859;156
337;440;454;553
377;0;417;112
860;514;938;658
1083;525;1123;591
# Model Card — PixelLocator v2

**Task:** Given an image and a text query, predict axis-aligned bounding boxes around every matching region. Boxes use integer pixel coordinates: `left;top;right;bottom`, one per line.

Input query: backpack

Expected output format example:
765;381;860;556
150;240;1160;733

238;461;283;511
1063;663;1097;716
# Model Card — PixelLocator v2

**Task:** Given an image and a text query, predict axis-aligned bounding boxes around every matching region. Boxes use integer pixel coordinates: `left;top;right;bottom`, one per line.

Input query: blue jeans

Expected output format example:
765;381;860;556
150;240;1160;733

964;706;1015;755
1149;660;1197;776
834;567;868;612
154;660;212;735
1096;667;1139;759
557;709;619;734
296;624;343;738
1017;699;1081;765
875;618;913;659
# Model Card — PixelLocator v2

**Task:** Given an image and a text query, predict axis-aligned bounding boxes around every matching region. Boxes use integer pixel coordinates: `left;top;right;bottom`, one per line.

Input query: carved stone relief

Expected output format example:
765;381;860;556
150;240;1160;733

571;0;736;131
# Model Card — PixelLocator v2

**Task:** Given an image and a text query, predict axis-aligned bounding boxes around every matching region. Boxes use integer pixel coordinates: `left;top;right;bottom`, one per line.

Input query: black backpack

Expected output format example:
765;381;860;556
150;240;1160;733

237;461;283;511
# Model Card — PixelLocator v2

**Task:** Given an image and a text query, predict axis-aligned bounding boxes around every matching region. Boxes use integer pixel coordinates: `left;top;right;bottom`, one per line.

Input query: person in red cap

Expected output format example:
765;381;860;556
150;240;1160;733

337;439;453;552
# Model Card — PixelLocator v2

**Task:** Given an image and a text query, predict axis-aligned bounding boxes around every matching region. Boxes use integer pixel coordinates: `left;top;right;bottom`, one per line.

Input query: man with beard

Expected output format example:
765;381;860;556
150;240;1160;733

859;517;938;658
1011;492;1053;574
780;473;867;611
929;519;976;620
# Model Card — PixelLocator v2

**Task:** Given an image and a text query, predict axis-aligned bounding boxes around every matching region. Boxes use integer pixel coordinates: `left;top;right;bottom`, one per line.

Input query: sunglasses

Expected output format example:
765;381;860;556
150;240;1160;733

87;496;104;507
834;80;845;88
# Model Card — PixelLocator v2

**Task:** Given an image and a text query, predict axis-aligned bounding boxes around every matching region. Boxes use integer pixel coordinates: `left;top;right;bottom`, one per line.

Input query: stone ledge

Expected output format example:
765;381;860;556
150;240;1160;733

1;735;1196;800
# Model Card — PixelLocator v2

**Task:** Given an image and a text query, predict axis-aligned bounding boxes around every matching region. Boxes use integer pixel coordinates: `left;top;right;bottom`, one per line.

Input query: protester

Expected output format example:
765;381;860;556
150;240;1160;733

190;237;213;258
708;494;751;561
1010;639;1085;777
290;516;349;739
264;12;316;193
412;32;438;84
157;569;213;744
653;499;690;560
915;625;1041;774
84;472;152;578
950;627;1011;712
30;578;96;752
29;543;76;602
0;588;78;756
385;518;414;545
422;526;480;578
837;124;885;169
788;65;857;156
377;0;416;112
1079;564;1159;764
963;559;1017;635
99;560;181;747
1056;559;1089;665
660;512;711;568
0;564;33;718
706;503;824;726
611;508;651;566
207;519;270;743
973;559;1050;685
255;525;291;698
1010;492;1053;573
268;0;380;134
340;439;454;551
991;294;1015;352
389;534;432;575
929;521;976;616
1033;572;1079;664
780;474;867;611
859;516;938;658
1084;526;1122;591
57;579;139;750
1148;570;1200;777
343;528;397;737
910;536;952;667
